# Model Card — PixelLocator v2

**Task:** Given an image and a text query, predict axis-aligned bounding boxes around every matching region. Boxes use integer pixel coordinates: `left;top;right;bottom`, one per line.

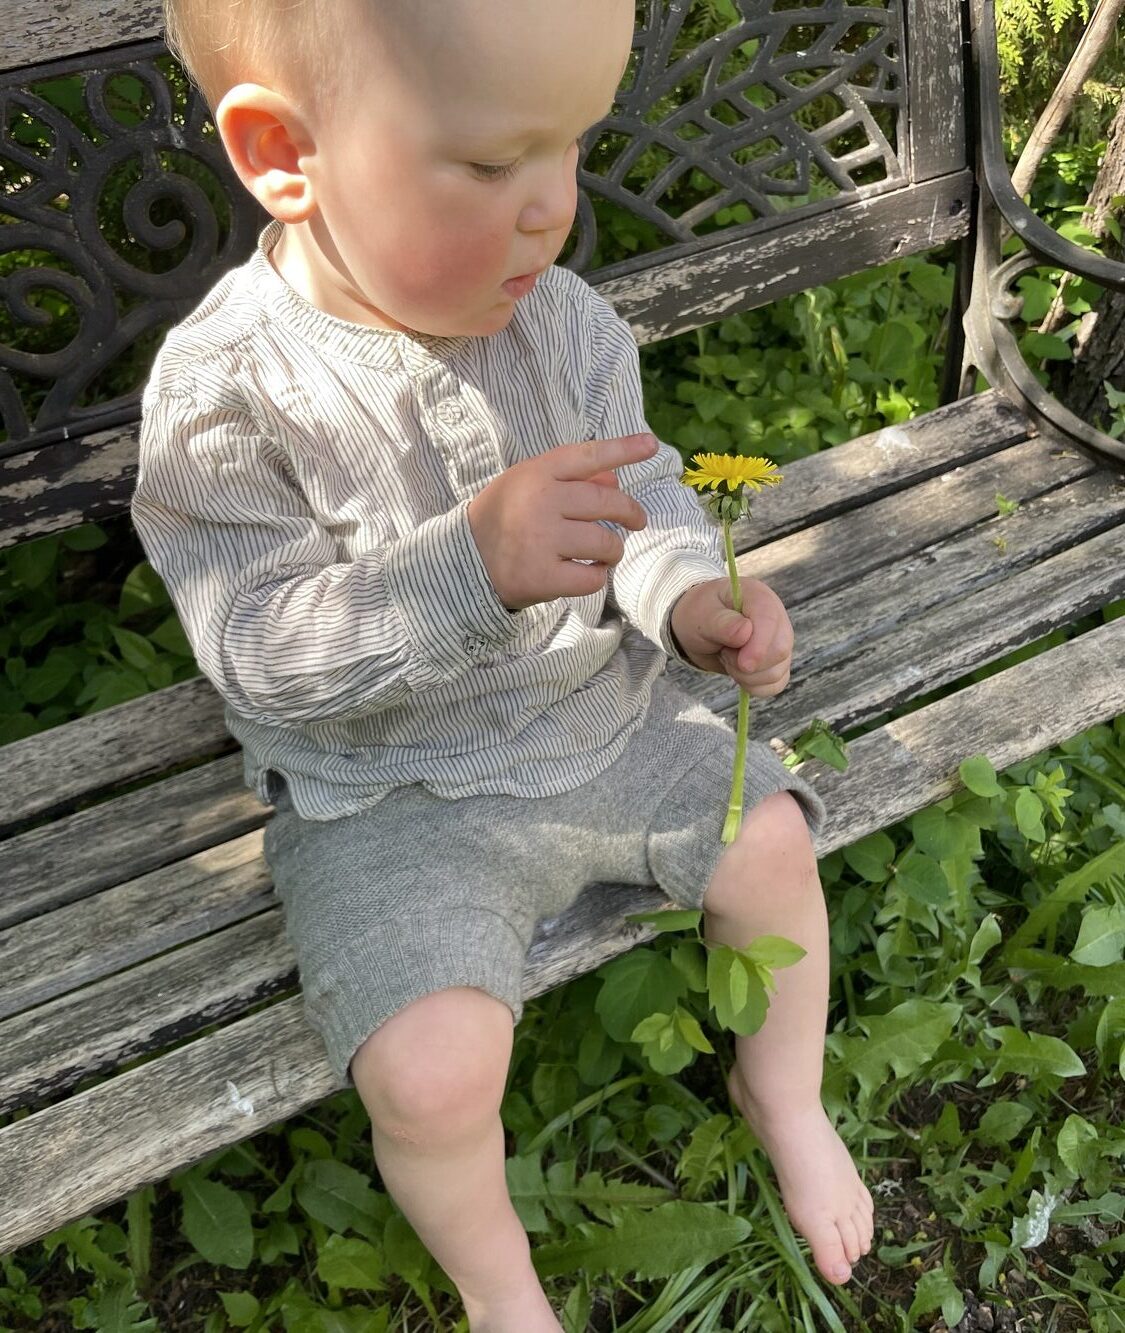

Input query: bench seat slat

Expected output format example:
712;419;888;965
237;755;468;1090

750;435;1095;607
0;914;295;1117
0;754;261;931
0;833;270;1021
721;520;1125;734
2;616;1122;1256
0;391;1030;832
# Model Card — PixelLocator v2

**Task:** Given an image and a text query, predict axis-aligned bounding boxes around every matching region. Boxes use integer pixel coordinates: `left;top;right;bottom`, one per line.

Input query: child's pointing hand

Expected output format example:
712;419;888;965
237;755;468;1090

669;577;793;697
469;433;657;610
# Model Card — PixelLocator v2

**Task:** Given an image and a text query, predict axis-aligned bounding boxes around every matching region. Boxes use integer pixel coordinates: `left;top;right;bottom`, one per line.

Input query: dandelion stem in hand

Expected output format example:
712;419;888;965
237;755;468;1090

722;519;748;844
680;452;783;847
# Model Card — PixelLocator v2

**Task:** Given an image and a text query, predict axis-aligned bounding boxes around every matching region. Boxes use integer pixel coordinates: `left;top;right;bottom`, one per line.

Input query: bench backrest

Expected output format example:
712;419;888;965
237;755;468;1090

0;0;972;548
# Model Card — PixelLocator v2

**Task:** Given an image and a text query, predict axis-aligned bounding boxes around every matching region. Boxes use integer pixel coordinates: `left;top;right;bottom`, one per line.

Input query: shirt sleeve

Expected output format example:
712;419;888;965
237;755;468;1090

580;285;727;659
131;390;526;727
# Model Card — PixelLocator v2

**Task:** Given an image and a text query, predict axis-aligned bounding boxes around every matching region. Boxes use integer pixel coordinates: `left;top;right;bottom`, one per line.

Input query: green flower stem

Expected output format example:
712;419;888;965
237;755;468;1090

722;517;748;845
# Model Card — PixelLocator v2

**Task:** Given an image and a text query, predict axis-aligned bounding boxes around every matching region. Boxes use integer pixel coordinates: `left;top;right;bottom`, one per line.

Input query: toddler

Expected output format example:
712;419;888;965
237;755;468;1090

132;0;874;1327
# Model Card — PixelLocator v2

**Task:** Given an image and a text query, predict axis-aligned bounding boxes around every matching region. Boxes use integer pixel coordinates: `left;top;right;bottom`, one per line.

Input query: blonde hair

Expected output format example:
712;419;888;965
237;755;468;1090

162;0;359;111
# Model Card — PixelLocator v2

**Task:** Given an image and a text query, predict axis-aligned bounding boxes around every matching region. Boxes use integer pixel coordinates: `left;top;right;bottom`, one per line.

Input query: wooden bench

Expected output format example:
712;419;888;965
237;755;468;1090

2;0;1124;1255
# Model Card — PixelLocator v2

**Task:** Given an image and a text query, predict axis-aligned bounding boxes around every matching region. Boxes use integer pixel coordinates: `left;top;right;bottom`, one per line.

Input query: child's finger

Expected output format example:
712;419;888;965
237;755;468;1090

552;433;657;482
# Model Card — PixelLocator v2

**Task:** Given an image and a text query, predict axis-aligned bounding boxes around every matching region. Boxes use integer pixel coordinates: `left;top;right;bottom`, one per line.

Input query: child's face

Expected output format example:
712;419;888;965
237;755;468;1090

300;0;636;337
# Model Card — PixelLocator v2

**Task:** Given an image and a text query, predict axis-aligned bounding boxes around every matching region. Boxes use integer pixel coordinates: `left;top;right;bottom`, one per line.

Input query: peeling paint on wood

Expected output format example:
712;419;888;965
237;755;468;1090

1;2;163;72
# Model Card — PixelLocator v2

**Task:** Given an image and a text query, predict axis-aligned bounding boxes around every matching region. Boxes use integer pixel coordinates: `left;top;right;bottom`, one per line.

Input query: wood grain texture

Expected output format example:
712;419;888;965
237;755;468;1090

907;0;968;181
2;616;1122;1255
0;1;163;72
0;754;266;930
0;913;295;1115
0;831;269;1020
600;172;973;344
0;677;232;833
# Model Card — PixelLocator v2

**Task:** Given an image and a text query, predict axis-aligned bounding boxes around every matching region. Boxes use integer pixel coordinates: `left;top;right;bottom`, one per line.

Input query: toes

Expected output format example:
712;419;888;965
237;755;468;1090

854;1202;874;1254
839;1214;865;1266
804;1217;852;1285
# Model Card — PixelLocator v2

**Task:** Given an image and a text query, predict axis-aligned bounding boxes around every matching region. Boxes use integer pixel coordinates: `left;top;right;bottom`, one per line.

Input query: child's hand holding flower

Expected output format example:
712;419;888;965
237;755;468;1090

669;576;793;697
677;451;785;844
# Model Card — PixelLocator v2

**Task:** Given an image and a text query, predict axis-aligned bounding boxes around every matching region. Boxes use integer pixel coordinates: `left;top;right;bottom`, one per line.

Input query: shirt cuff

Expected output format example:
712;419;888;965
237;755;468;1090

383;500;524;686
633;551;729;660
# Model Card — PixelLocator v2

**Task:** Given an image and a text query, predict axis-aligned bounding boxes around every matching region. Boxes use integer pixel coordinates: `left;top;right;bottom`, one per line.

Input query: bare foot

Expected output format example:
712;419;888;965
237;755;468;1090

728;1066;874;1286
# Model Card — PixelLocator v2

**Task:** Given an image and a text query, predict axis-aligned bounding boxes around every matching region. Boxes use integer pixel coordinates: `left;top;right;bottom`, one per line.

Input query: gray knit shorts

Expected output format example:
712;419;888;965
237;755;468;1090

262;673;825;1083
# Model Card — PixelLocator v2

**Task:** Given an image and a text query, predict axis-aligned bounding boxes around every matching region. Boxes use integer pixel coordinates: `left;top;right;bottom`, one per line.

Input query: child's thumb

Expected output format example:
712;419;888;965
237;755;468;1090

717;607;754;646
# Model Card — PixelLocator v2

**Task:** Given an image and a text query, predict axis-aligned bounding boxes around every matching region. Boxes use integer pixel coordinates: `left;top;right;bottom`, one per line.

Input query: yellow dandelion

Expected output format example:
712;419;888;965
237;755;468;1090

682;453;783;494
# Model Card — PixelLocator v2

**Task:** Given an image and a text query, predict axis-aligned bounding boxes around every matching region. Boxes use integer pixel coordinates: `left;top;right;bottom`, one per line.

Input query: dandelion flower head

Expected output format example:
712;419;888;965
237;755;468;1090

682;453;783;495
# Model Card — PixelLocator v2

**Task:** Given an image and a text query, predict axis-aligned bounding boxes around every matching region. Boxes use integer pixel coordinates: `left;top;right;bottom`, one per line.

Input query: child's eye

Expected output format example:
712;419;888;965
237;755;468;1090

470;160;520;182
470;139;582;183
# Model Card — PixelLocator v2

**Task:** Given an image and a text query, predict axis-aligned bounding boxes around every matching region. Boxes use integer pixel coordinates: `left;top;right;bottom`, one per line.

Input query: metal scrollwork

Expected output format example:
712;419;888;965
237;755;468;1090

0;44;264;455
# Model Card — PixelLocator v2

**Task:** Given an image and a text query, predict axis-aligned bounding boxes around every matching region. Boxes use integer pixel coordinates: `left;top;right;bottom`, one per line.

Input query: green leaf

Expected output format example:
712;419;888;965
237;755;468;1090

623;908;702;934
744;934;806;969
219;1291;261;1327
674;1008;715;1054
892;849;949;907
61;523;109;552
533;1202;751;1279
842;830;896;882
1013;787;1045;840
982;1028;1085;1085
111;626;159;671
124;1186;154;1282
118;562;169;619
1071;904;1125;967
676;1115;732;1199
976;1100;1034;1146
707;946;768;1034
960;754;1002;797
316;1235;386;1291
297;1160;382;1238
179;1176;253;1269
1021;331;1072;362
908;1267;965;1327
829;1000;960;1105
594;950;687;1043
1057;1114;1100;1180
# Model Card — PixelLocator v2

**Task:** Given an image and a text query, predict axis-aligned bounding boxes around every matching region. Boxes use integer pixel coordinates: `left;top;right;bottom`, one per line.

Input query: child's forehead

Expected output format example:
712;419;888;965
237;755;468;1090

377;0;634;134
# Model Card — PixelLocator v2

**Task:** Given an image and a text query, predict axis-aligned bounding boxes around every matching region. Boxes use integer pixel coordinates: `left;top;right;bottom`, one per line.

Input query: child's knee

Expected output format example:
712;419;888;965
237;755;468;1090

352;986;515;1143
703;791;817;918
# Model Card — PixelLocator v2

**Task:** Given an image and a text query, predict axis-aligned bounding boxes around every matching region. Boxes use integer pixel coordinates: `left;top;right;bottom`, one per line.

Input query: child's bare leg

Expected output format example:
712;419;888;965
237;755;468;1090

351;987;562;1333
701;791;874;1286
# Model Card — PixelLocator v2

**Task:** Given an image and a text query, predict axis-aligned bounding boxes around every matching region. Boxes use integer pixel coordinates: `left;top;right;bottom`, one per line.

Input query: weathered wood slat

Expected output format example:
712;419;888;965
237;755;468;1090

0;1;163;73
0;832;270;1021
0;913;295;1116
766;469;1125;675
0;391;1031;835
0;754;264;931
907;0;967;181
0;677;232;834
746;434;1094;607
600;172;973;343
2;616;1121;1256
731;391;1032;550
733;517;1125;736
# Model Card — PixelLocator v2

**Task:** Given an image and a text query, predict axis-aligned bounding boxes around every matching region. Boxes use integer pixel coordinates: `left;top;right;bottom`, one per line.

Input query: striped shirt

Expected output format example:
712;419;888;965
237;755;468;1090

132;221;726;820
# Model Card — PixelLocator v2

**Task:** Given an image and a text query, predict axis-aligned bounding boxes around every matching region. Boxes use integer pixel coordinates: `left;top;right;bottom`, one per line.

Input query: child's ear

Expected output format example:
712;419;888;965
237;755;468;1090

214;84;317;224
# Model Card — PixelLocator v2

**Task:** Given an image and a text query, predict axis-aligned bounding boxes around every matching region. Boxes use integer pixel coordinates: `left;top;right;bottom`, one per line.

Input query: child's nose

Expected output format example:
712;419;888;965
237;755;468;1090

517;160;579;236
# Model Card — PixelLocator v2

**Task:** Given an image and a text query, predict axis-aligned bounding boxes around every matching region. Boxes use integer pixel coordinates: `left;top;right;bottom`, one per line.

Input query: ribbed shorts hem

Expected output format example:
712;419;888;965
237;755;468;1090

309;909;528;1084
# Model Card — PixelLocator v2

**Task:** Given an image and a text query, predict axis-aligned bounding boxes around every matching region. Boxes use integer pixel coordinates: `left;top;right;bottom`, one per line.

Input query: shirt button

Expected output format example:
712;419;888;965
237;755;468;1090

436;401;465;426
463;633;489;656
